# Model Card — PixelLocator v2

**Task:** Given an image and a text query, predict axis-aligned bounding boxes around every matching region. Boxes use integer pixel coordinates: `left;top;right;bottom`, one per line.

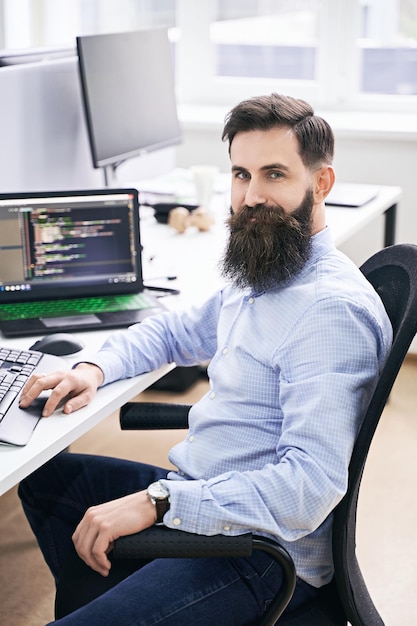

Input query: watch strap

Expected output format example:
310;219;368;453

154;497;170;524
147;481;170;524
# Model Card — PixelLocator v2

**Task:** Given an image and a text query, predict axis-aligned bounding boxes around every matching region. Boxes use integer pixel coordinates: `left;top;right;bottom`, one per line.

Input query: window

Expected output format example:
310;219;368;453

177;0;417;111
360;0;417;96
176;0;322;107
1;0;416;113
0;0;176;49
212;0;319;81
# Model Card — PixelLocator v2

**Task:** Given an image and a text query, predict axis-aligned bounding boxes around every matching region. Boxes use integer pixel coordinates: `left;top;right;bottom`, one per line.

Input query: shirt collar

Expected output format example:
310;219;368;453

305;226;336;267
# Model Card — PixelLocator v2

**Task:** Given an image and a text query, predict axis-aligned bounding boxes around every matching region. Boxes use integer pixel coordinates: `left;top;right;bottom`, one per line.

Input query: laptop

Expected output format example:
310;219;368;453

0;188;169;337
325;182;379;208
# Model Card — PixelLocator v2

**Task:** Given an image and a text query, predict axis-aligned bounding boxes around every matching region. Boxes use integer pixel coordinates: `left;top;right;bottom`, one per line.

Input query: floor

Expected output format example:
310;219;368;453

0;359;416;626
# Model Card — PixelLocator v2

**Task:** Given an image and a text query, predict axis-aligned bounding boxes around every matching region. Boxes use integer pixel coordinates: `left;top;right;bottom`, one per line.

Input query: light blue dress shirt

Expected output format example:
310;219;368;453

92;227;392;587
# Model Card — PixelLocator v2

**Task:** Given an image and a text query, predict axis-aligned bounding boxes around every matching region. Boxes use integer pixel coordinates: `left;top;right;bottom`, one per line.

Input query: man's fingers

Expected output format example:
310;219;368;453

72;493;151;577
20;370;94;415
90;537;112;576
20;363;103;416
73;509;113;576
19;372;51;407
43;390;91;416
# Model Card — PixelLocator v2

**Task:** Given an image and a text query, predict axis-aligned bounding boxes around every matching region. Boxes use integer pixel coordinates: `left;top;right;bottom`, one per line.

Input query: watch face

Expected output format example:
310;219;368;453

148;481;169;500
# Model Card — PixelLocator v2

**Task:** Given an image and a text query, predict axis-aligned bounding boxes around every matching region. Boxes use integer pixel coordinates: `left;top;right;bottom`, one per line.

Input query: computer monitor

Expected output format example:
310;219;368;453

76;28;181;185
0;54;103;192
0;46;75;66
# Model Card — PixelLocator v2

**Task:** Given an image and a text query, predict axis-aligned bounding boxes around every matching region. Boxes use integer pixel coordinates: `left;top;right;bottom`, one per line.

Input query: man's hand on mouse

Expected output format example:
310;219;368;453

19;363;105;417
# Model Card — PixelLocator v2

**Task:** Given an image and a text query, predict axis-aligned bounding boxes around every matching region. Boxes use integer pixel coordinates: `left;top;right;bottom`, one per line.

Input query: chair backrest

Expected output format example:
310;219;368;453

332;244;417;626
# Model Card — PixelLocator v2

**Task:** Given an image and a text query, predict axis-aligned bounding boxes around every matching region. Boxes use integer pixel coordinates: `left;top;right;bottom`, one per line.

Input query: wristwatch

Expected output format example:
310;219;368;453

147;481;170;524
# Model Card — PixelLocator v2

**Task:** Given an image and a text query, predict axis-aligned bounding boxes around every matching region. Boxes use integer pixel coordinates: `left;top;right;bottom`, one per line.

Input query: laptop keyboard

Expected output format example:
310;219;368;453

0;292;154;321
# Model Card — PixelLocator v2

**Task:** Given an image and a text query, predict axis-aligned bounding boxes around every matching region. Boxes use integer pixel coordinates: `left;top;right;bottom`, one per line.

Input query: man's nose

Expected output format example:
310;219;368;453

244;178;267;207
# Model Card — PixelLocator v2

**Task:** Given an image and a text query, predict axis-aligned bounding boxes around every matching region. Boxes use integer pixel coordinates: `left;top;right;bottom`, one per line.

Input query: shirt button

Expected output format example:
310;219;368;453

210;391;216;399
173;518;182;526
248;297;255;304
222;347;229;355
189;435;194;443
223;525;231;531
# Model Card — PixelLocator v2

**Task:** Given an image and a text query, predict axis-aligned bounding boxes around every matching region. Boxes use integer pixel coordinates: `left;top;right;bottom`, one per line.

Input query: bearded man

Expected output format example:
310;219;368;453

18;93;392;625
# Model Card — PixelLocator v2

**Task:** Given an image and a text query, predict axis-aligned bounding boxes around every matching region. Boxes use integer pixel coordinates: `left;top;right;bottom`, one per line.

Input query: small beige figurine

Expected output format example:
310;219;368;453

168;206;215;234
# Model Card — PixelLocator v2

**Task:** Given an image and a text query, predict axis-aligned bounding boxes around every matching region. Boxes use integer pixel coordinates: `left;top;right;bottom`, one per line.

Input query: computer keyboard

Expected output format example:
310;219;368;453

0;292;154;321
0;346;66;446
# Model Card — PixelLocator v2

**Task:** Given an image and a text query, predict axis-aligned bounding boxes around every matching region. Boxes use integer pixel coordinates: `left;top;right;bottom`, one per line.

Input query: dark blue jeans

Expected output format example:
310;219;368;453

18;452;318;625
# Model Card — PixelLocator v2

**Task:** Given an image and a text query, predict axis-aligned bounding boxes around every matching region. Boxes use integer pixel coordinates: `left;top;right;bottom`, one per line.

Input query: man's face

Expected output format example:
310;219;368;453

221;127;323;291
229;126;321;226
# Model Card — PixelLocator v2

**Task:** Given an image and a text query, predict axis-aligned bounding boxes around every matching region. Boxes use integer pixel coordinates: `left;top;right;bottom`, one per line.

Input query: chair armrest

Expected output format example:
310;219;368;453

113;525;253;558
117;403;298;623
113;526;296;626
119;402;191;430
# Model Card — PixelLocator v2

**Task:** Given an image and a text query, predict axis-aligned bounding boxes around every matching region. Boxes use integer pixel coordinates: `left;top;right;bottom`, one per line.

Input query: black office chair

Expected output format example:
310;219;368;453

55;243;417;625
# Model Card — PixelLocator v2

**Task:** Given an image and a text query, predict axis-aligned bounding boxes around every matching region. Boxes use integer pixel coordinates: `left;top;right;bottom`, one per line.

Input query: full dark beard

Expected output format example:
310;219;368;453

221;188;314;291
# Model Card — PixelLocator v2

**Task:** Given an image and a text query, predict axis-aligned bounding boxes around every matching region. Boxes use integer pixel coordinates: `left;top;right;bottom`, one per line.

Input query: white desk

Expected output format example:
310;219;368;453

140;183;401;309
0;183;402;495
0;333;173;495
325;184;398;249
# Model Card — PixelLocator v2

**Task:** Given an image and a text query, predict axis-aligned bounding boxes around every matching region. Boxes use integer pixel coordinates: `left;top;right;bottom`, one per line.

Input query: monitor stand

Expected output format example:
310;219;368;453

103;164;119;187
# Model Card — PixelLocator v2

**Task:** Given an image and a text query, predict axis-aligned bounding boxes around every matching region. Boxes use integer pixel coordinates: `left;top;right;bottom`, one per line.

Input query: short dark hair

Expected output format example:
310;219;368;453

222;93;334;170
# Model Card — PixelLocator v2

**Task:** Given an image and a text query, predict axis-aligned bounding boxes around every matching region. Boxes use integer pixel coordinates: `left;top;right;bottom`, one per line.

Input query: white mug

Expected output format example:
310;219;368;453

190;165;219;209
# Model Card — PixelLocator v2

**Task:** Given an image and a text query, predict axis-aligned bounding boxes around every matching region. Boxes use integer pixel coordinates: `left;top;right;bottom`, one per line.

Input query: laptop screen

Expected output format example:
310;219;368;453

0;188;143;304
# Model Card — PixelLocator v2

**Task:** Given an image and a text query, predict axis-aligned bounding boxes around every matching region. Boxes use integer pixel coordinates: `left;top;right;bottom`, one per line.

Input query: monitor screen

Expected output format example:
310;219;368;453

0;189;141;302
76;28;181;170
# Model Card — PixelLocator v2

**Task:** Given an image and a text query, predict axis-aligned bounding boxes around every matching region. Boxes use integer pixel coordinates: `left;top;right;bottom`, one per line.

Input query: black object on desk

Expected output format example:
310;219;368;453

151;202;199;224
30;333;85;357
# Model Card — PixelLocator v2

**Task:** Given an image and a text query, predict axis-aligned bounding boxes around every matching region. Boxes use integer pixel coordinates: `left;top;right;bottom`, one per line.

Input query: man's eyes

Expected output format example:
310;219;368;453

269;171;284;179
233;170;250;180
232;170;285;180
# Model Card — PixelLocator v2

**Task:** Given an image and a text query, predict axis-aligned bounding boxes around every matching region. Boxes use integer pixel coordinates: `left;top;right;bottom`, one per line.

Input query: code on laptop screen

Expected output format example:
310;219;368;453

0;190;142;302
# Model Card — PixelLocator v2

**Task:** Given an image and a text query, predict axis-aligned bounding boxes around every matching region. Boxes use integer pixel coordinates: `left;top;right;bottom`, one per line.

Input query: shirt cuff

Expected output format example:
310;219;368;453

159;478;205;532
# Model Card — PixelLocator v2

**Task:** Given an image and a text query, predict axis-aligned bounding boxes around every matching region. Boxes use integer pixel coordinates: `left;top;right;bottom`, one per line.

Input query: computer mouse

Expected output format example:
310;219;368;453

30;333;85;357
